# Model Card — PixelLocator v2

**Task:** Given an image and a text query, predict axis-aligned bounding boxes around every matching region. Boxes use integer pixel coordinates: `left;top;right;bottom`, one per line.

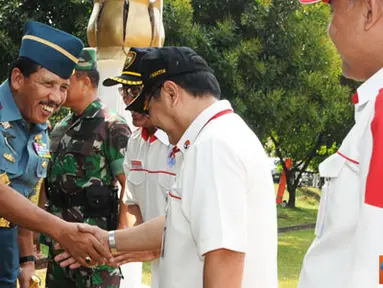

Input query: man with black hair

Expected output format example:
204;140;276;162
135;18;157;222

103;47;179;288
59;46;278;288
0;20;87;288
41;48;131;288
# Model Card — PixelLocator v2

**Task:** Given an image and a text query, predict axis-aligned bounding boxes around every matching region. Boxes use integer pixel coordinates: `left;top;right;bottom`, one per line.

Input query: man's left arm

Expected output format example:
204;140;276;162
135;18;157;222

18;226;35;288
187;141;247;288
204;249;245;288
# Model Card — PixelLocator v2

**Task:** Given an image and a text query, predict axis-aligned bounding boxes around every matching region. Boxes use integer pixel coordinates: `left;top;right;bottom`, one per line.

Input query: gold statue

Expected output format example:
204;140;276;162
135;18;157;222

87;0;165;49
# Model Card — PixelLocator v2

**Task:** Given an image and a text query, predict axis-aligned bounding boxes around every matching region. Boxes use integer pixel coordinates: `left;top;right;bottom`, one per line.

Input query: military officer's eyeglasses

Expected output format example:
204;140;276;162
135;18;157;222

118;86;142;100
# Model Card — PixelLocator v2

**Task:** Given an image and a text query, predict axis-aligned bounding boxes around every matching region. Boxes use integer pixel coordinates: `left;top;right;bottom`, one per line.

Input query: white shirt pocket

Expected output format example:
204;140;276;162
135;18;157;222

315;153;346;237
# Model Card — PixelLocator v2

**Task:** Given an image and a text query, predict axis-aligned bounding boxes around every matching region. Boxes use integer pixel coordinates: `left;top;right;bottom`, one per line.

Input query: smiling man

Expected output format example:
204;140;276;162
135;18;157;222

298;0;383;287
0;21;83;288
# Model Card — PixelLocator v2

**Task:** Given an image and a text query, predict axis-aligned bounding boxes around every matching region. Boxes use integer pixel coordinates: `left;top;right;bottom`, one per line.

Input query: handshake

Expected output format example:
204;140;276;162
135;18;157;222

52;222;160;269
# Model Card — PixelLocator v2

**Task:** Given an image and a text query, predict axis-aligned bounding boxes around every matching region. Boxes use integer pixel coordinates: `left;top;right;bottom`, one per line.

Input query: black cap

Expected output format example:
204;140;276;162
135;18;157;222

125;46;213;113
103;47;157;87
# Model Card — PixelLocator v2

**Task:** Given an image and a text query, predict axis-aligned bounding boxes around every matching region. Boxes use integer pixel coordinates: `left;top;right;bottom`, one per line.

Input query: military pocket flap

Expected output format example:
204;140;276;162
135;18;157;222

65;138;95;156
36;158;48;178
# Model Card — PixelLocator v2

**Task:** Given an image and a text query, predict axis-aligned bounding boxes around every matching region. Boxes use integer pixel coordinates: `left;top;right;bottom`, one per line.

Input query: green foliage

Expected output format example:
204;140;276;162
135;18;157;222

0;0;92;81
181;0;354;206
0;0;356;206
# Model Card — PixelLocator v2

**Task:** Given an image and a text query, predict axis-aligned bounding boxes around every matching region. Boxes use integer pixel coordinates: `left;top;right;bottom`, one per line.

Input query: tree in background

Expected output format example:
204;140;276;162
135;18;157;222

0;0;92;126
183;0;354;207
0;0;92;81
0;0;356;207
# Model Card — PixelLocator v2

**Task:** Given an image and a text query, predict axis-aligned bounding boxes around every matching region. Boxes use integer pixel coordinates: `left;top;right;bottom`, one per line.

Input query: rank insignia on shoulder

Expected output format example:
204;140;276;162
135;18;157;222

0;172;10;185
0;122;12;129
0;217;10;228
3;153;15;163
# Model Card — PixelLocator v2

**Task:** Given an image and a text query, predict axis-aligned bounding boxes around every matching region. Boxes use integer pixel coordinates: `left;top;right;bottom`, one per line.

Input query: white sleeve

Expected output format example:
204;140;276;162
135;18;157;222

185;139;247;257
123;180;138;205
123;144;138;205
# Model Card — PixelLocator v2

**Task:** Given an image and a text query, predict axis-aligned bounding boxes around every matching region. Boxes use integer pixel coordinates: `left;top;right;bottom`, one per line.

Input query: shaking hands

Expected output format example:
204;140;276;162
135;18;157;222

54;223;160;269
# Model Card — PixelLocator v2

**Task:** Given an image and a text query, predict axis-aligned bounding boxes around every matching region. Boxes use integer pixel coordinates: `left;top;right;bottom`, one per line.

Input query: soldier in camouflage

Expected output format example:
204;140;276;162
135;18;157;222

42;48;131;288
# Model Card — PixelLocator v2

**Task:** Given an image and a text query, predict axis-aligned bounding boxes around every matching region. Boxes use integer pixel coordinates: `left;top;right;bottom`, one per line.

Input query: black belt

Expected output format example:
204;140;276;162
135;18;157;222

49;190;86;209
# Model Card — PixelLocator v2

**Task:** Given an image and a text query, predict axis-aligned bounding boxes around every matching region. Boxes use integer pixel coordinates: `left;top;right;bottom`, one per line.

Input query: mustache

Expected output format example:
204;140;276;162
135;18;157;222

39;101;60;108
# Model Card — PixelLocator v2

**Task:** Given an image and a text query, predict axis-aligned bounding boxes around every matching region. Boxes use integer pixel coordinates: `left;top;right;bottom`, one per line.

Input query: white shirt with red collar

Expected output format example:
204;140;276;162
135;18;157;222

299;68;383;288
159;100;278;288
123;127;180;288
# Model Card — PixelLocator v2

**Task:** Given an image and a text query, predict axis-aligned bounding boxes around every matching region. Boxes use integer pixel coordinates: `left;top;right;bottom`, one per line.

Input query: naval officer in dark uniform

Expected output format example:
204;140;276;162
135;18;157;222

0;20;83;288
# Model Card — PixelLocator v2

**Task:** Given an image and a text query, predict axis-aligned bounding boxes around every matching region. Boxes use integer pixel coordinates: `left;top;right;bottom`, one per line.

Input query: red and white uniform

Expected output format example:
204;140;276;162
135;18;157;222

159;100;278;288
299;68;383;288
123;128;180;288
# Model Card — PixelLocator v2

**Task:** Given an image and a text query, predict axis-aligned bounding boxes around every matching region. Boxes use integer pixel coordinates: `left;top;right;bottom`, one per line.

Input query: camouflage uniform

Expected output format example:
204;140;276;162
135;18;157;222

43;48;131;288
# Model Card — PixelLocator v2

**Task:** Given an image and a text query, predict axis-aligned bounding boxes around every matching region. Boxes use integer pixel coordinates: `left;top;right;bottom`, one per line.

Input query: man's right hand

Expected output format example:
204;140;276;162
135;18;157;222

54;223;111;268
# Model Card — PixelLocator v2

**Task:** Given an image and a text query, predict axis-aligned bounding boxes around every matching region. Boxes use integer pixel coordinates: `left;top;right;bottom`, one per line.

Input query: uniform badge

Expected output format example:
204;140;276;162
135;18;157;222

3;153;15;163
168;146;180;168
168;151;176;168
183;140;191;150
0;172;10;185
0;122;12;129
33;134;51;159
131;160;142;169
0;217;10;228
41;160;48;169
123;51;137;70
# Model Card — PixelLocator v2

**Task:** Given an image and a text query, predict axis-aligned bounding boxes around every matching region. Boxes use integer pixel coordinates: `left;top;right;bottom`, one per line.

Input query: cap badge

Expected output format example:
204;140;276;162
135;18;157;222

123;51;137;70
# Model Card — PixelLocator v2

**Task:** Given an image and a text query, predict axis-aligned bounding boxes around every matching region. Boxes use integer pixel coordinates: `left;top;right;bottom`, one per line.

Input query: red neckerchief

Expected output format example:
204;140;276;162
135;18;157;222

141;128;157;143
352;92;359;105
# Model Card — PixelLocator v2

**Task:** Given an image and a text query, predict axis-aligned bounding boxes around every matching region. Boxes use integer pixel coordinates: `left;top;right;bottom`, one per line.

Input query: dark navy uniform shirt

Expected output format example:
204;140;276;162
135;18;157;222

0;80;49;287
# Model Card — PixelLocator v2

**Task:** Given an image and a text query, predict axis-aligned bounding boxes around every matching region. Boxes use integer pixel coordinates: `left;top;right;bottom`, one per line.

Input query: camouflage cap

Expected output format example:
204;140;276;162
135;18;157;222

75;48;97;71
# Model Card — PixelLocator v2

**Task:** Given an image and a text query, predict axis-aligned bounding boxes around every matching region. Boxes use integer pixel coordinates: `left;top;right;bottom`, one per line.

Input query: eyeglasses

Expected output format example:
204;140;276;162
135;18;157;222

118;86;142;99
143;84;163;112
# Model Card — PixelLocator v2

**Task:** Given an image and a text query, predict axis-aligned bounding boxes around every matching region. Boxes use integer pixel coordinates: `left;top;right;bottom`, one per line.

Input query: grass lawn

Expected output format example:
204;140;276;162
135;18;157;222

277;186;320;228
278;229;316;288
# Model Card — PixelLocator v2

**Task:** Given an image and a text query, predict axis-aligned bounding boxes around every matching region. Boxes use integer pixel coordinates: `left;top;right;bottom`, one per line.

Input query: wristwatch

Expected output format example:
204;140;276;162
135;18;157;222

19;255;36;265
108;231;118;254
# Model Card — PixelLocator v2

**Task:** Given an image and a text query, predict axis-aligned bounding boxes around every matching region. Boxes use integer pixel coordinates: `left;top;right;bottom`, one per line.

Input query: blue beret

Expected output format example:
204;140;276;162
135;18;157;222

19;21;84;79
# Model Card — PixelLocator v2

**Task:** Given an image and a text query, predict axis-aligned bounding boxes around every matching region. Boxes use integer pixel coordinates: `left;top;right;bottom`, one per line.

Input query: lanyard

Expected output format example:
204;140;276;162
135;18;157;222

169;108;234;162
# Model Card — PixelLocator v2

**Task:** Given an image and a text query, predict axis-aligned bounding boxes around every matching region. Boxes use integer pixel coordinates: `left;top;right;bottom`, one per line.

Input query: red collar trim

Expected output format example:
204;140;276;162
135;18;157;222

141;128;157;143
352;92;359;105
